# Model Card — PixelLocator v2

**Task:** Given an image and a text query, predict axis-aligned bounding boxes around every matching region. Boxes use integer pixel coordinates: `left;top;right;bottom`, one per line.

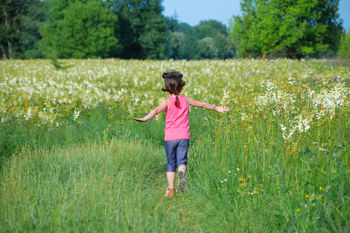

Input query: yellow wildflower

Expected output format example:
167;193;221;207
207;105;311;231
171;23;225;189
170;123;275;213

296;208;300;212
305;194;309;199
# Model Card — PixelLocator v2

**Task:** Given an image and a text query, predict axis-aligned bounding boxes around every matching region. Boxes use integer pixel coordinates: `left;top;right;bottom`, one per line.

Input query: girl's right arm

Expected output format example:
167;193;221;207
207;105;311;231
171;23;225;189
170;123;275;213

186;97;230;113
133;99;168;122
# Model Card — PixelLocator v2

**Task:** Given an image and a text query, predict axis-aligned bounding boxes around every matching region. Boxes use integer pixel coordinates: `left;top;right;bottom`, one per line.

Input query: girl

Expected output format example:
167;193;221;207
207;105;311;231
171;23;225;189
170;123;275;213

134;71;230;197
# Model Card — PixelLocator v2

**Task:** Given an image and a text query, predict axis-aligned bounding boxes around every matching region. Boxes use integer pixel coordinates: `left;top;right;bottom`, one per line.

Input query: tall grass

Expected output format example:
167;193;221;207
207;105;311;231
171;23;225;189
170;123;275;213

0;108;165;167
0;59;349;232
1;111;348;232
0;138;204;232
188;111;349;232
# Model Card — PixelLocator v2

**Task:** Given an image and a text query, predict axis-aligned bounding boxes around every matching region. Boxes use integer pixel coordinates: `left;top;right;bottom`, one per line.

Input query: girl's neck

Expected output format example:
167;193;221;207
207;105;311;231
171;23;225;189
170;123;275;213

171;94;178;97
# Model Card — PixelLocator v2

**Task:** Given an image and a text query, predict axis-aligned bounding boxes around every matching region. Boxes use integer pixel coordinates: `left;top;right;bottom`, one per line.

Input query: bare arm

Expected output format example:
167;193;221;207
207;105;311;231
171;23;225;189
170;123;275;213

133;99;168;122
186;97;230;113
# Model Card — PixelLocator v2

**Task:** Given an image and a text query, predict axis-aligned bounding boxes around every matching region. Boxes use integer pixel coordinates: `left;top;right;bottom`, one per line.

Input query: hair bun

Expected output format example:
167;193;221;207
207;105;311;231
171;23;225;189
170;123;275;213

162;71;183;79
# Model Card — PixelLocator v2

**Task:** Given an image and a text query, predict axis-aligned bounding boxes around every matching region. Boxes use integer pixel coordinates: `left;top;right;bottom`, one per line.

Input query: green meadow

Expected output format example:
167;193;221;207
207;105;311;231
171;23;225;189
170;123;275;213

0;59;349;232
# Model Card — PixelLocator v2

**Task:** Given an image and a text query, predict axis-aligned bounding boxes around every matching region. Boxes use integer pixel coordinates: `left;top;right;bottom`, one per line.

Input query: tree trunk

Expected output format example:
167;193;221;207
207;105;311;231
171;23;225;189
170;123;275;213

7;40;12;58
0;44;7;59
2;6;13;58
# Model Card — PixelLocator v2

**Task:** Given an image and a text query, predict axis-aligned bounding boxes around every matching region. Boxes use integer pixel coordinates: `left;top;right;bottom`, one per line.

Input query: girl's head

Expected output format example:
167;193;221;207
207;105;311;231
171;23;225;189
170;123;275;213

162;71;185;107
162;71;185;94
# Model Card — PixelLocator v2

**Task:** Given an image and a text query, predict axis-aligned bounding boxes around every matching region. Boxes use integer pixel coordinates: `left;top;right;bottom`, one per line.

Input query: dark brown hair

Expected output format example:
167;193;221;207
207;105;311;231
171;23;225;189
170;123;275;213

162;71;185;107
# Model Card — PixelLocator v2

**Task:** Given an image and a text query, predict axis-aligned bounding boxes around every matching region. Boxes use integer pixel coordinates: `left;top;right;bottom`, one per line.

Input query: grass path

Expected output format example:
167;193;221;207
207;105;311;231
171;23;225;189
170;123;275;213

1;134;348;232
0;138;203;233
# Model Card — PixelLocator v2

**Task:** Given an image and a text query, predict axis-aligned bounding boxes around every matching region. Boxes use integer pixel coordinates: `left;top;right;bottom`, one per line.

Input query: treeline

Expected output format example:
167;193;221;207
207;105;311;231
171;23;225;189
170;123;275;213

0;0;233;60
230;0;346;58
164;18;234;59
0;0;349;60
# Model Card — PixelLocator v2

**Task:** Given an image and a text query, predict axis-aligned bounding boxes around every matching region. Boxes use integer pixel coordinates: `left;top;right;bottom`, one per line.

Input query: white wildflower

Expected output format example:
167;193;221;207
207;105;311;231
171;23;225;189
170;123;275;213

241;112;248;121
280;124;287;140
73;110;80;121
296;115;311;133
25;108;32;121
221;89;229;105
288;77;295;85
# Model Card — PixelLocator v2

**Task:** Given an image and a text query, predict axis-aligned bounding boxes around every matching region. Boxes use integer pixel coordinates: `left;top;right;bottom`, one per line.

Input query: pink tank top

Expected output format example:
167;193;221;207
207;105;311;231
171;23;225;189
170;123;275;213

164;96;191;141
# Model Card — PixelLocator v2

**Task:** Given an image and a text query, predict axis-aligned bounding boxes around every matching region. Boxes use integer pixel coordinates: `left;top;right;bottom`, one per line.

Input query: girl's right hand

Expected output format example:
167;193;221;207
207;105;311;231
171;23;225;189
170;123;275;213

133;117;146;122
215;106;231;113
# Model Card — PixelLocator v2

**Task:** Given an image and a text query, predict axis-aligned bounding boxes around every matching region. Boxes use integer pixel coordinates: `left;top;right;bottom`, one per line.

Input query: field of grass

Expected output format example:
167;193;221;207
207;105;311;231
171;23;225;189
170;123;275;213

0;59;349;232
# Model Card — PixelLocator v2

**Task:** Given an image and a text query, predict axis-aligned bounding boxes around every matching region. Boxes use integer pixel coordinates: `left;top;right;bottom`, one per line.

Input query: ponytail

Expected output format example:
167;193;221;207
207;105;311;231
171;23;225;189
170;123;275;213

175;95;180;107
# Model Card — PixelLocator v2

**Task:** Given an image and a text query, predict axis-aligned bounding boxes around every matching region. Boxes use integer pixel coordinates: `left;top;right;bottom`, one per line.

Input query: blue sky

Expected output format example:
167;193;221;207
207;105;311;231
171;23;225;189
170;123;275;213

162;0;350;31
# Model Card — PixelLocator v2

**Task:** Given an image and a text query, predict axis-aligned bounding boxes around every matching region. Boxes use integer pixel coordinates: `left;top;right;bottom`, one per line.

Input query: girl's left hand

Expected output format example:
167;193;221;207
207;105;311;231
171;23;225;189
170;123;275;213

215;106;231;113
133;117;146;122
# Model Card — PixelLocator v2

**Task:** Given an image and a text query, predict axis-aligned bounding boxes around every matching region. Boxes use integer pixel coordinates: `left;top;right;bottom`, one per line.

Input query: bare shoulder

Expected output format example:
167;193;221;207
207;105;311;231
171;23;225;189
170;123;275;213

158;98;169;110
161;98;168;104
185;96;193;104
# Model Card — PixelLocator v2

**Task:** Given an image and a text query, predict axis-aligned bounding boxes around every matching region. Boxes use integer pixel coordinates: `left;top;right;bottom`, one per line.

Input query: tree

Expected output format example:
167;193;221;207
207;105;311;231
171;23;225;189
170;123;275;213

229;0;343;58
40;0;120;59
194;20;235;59
165;16;179;32
338;30;350;58
0;0;47;59
19;1;48;58
169;31;185;59
215;33;235;59
198;37;218;59
164;16;192;59
195;20;227;39
177;22;191;34
182;27;200;59
110;0;167;59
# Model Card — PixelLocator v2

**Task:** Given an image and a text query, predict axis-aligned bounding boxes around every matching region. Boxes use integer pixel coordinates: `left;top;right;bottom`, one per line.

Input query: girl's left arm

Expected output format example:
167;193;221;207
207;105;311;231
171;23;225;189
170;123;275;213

133;99;168;122
186;97;230;113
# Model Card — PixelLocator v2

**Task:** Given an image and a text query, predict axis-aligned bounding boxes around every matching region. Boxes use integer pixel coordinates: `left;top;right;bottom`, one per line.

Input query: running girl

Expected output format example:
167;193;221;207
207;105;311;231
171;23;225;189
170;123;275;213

134;71;230;197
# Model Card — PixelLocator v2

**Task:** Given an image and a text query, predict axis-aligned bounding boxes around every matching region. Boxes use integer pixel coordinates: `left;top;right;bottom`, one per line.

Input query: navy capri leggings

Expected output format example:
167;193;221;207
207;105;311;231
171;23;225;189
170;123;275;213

165;139;189;172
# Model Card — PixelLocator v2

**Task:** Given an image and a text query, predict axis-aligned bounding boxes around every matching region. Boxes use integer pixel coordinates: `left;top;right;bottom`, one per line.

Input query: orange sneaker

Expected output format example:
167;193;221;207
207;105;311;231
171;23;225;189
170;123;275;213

165;187;176;197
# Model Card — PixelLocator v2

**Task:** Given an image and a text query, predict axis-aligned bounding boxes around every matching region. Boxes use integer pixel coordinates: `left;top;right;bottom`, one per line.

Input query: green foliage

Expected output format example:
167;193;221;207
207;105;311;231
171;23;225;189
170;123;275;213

40;0;121;59
229;0;343;58
164;18;235;60
215;33;235;59
110;0;167;59
0;0;47;59
198;37;218;59
168;31;185;59
50;57;73;70
195;20;235;59
1;1;234;60
196;20;228;39
338;30;350;58
182;27;200;59
0;0;347;60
